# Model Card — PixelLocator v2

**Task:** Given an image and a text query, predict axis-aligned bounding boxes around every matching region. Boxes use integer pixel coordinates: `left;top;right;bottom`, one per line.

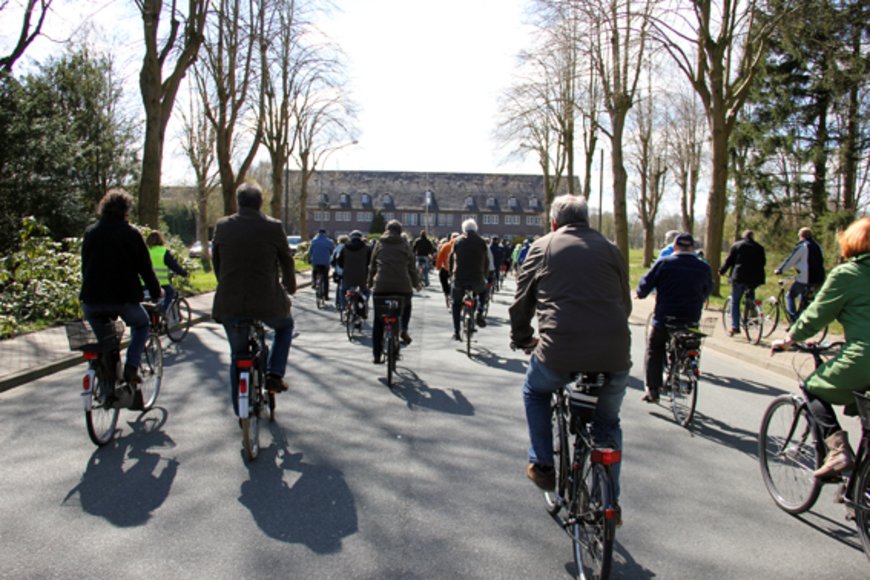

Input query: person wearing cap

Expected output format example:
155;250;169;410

636;233;712;403
719;229;766;336
308;228;335;300
367;220;421;363
337;230;372;318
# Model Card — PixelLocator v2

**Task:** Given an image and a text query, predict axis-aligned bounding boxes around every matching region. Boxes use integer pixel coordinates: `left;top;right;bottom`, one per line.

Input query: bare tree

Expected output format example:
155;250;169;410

665;89;706;235
136;0;208;228
0;0;52;73
652;0;787;294
179;73;218;270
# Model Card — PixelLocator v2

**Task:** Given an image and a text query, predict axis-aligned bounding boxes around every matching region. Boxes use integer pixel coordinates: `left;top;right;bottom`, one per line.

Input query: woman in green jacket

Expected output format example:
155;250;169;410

774;217;870;478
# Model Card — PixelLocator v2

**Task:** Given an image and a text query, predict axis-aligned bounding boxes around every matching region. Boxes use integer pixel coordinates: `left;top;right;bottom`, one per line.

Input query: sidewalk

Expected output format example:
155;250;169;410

0;272;312;393
0;273;826;392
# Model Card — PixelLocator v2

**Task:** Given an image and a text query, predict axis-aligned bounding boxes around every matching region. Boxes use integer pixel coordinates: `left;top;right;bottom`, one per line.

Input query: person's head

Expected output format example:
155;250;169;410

837;217;870;259
549;194;589;230
462;218;478;234
146;231;165;247
450;232;459;240
673;233;696;254
419;230;427;238
236;182;263;211
338;234;349;244
350;230;363;240
663;230;680;246
742;229;754;240
492;236;499;244
386;219;403;235
799;227;813;241
97;188;134;221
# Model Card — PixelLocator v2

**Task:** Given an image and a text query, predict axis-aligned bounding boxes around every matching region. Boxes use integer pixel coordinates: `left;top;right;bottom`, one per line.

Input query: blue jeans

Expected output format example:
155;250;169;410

223;317;294;416
82;302;150;368
160;284;175;312
786;281;809;323
523;355;629;500
730;282;755;331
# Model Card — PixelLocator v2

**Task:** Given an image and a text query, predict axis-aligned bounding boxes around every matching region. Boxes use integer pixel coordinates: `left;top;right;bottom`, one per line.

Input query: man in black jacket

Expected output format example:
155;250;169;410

719;229;767;335
80;189;162;387
450;219;489;339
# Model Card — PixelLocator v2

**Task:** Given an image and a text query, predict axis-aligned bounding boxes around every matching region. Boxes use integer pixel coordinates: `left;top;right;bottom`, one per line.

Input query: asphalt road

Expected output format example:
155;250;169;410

0;279;866;579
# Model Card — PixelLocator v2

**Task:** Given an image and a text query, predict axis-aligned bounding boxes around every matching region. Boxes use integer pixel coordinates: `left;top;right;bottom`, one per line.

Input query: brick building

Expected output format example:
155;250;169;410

293;170;577;241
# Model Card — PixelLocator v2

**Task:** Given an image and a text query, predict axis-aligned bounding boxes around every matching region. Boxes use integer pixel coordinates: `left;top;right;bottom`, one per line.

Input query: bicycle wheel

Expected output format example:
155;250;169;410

669;358;698;428
385;328;395;387
852;459;870;560
346;308;355;340
242;381;262;461
139;332;163;410
758;395;822;514
166;297;191;342
571;461;616;580
544;401;570;515
463;307;474;357
85;374;119;446
315;277;325;309
721;296;733;332
743;299;764;345
762;297;781;339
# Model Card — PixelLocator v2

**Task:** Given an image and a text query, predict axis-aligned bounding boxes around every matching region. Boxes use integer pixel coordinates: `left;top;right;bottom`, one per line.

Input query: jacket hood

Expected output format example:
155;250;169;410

346;237;367;251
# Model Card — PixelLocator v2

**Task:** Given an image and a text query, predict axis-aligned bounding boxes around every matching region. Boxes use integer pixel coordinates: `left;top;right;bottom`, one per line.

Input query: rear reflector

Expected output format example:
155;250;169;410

236;359;254;369
591;449;621;465
83;352;99;360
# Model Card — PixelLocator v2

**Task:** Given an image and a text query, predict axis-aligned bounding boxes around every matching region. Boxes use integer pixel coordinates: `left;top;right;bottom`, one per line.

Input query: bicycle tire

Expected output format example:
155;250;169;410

544;399;570;515
242;374;262;461
668;357;698;428
852;458;870;560
721;296;733;333
166;297;191;342
758;395;823;514
268;391;276;422
85;374;119;446
463;305;474;357
762;297;781;339
138;332;163;410
743;299;764;345
346;308;355;340
385;327;395;387
315;275;325;310
572;461;615;580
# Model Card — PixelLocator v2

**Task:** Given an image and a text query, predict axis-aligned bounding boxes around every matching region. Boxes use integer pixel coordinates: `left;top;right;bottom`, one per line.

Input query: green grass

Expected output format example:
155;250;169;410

183;258;310;295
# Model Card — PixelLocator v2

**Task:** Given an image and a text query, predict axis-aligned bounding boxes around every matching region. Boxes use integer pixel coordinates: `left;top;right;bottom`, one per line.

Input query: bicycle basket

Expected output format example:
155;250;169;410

568;372;606;423
64;319;124;352
374;295;404;318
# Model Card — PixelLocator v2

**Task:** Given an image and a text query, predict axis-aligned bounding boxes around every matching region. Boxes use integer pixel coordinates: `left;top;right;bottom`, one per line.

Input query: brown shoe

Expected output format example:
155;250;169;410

526;463;555;491
400;331;413;345
265;374;289;393
814;430;855;478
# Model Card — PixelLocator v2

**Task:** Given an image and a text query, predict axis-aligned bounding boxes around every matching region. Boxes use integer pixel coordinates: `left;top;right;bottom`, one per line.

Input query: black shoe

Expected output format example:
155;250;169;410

526;463;556;491
265;374;289;393
641;390;660;404
476;315;487;328
373;355;383;364
452;333;461;341
123;364;142;385
129;388;145;411
400;331;413;345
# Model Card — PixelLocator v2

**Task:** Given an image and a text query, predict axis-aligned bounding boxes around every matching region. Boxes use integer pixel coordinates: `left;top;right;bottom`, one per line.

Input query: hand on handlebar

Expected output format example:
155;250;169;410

510;336;538;355
771;337;793;354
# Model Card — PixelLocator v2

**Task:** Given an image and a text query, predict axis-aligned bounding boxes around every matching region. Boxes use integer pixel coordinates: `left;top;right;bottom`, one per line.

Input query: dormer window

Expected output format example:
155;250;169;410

486;196;499;211
508;196;521;211
529;196;542;211
361;193;372;209
383;193;395;209
318;193;329;209
423;190;437;211
464;196;476;210
339;193;351;209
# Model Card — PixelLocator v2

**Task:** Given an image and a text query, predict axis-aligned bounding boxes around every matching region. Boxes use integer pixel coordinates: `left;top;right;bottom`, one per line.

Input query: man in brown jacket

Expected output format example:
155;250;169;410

509;194;631;511
213;182;297;416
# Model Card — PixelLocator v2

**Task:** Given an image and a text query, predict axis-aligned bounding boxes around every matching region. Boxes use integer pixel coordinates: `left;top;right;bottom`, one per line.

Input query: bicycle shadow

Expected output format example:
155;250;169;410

795;507;864;554
386;367;475;415
701;371;790;397
468;346;529;375
62;407;178;527
560;538;654;578
686;409;760;458
238;424;357;554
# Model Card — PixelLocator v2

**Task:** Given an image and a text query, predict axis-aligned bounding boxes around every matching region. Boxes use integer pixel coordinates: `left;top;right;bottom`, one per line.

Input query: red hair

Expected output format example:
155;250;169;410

838;217;870;259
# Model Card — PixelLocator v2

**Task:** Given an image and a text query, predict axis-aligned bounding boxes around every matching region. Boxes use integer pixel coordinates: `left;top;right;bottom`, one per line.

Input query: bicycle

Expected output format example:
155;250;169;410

235;319;276;461
65;311;164;446
343;286;366;341
313;269;327;309
460;288;477;358
375;296;403;388
761;276;828;341
660;319;707;428
721;287;764;344
143;287;192;343
416;256;430;287
529;363;621;578
758;341;870;559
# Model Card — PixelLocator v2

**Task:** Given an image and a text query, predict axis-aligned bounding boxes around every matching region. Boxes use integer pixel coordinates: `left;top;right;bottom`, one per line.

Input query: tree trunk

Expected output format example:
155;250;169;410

810;89;829;219
610;112;629;263
705;112;729;297
297;163;311;240
643;224;655;266
139;110;163;227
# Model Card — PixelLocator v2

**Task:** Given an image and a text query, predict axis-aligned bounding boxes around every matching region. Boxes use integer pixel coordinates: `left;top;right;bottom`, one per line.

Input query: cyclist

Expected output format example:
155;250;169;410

449;218;489;339
145;231;189;312
412;230;436;286
489;235;505;287
775;226;825;323
435;233;459;308
308;228;335;301
331;234;349;305
636;233;712;403
80;189;162;387
337;230;372;322
719;229;766;336
510;194;631;510
772;217;870;478
212;183;297;415
657;230;681;260
367;220;421;364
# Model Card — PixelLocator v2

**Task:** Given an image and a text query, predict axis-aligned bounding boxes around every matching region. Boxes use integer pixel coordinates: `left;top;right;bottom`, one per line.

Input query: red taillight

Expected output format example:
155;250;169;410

592;449;621;465
239;376;248;394
463;300;474;307
82;375;91;391
236;359;254;369
83;352;98;360
386;316;397;324
604;508;619;521
686;350;699;356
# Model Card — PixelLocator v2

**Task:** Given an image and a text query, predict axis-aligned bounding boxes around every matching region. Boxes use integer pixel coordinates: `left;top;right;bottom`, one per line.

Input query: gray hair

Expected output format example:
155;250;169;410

386;219;403;234
663;230;680;245
236;182;263;210
462;218;478;233
549;194;589;228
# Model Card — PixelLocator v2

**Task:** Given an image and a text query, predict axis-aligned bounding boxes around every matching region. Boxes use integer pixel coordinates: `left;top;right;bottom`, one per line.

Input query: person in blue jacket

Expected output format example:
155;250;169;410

308;229;336;300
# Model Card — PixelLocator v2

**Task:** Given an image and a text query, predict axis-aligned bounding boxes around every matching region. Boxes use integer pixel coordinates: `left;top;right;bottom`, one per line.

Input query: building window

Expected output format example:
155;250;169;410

482;214;499;225
505;215;521;226
464;196;476;210
383;212;395;221
461;214;477;223
526;215;541;226
438;213;454;226
314;210;330;222
422;213;436;227
357;211;373;222
404;212;419;226
335;211;352;222
361;193;372;208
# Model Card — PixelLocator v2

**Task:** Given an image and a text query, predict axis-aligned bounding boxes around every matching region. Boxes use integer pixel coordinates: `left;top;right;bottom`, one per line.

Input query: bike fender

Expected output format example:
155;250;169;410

81;368;96;411
238;371;250;418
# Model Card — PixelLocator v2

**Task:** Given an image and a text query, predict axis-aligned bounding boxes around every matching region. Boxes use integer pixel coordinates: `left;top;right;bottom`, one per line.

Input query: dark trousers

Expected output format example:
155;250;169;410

439;269;450;296
644;324;670;392
372;293;412;358
805;389;842;439
451;284;486;334
313;264;330;298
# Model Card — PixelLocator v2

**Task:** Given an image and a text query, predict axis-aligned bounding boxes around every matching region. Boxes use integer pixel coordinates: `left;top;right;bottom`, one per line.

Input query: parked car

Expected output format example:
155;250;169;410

287;235;302;256
189;240;212;258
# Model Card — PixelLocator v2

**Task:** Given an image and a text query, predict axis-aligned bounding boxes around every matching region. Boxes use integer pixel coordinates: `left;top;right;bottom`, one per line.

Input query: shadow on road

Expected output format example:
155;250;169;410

702;371;790;397
466;346;528;374
386;367;474;415
238;424;357;554
63;407;178;527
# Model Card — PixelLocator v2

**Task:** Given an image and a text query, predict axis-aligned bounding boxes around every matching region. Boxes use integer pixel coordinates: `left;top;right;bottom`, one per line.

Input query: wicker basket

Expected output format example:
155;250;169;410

64;319;124;352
